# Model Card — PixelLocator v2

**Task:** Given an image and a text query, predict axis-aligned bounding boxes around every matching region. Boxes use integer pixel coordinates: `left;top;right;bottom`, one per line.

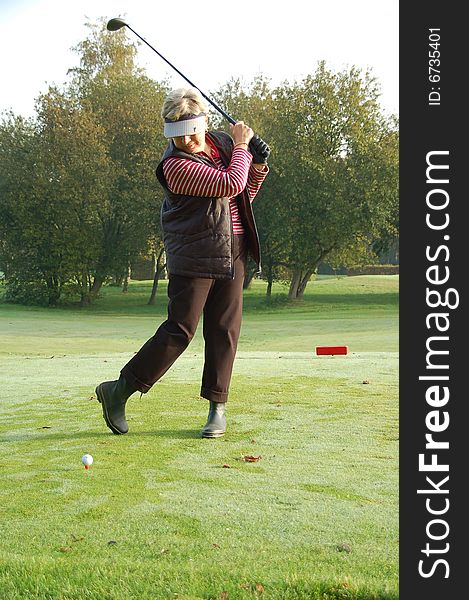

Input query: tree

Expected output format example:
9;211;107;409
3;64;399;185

214;76;290;297
35;89;114;304
69;20;169;298
270;64;399;299
0;114;47;304
0;19;169;306
2;33;399;307
146;236;166;306
0;101;112;306
214;68;398;299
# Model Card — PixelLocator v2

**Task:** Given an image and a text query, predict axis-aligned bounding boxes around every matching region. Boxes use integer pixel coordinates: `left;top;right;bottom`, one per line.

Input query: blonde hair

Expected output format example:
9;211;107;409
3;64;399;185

161;87;209;121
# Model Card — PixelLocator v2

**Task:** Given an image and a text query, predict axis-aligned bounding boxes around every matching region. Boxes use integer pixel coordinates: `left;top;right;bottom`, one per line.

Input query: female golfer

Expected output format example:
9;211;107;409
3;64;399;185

95;87;270;438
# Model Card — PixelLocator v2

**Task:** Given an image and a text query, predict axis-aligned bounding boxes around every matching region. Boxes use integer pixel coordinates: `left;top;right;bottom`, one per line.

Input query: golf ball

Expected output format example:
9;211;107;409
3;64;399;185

82;454;93;467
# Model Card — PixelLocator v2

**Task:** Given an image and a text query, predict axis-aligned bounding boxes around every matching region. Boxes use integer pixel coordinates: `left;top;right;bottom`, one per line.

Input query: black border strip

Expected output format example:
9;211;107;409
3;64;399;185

400;2;465;597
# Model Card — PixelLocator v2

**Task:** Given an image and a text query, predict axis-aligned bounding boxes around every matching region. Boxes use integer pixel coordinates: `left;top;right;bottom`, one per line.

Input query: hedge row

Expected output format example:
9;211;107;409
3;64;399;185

347;264;399;275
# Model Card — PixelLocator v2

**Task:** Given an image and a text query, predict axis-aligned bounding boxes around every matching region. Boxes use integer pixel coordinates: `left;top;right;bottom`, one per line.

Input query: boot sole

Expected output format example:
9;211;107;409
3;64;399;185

201;430;226;438
95;384;127;435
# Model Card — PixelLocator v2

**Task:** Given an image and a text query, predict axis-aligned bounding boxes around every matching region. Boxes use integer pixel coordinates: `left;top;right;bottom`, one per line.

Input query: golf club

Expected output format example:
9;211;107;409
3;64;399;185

106;17;270;160
107;17;237;125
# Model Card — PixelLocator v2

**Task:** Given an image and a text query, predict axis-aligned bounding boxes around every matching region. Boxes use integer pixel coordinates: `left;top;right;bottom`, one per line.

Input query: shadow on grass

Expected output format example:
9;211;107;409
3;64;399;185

5;428;203;442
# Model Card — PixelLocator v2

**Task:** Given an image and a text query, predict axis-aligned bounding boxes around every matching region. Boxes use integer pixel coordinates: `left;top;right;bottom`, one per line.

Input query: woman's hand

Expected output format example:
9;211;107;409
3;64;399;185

230;121;254;146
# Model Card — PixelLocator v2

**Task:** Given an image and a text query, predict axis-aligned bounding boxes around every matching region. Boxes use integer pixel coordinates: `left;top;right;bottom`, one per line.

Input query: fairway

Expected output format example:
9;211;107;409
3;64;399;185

0;276;398;600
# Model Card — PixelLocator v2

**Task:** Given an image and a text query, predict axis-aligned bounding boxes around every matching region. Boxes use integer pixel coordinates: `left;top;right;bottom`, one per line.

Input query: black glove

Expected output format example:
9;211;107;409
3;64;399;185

248;135;271;164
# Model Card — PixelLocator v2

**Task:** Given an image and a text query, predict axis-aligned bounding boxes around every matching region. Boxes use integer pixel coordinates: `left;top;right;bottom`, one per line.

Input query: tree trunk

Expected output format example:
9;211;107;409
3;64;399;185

80;269;92;306
265;261;273;299
288;270;301;300
148;248;166;305
90;275;105;298
111;276;123;286
122;263;131;293
46;275;60;307
296;268;315;299
289;268;317;299
243;266;257;289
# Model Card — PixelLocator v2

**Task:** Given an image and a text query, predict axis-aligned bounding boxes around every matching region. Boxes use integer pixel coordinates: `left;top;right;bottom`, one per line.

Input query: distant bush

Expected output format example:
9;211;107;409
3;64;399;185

347;264;399;275
2;277;51;306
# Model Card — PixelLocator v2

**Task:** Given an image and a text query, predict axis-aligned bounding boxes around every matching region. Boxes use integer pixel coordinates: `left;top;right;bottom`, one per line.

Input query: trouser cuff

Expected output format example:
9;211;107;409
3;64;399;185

201;387;228;403
120;368;151;394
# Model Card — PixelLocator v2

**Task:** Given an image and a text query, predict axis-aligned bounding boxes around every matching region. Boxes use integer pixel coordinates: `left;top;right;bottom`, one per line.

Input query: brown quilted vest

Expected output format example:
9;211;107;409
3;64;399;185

155;131;261;279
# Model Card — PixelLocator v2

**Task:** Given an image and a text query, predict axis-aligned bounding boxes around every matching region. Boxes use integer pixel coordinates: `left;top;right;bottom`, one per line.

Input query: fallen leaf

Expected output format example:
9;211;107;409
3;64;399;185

59;546;72;552
362;380;370;384
240;455;262;462
39;426;52;429
337;543;352;553
219;592;227;600
107;540;117;546
256;583;265;593
222;464;231;469
71;534;84;542
212;543;221;549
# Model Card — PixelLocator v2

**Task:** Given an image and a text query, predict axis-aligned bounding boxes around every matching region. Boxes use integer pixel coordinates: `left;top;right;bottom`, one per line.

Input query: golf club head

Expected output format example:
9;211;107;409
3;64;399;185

107;18;127;31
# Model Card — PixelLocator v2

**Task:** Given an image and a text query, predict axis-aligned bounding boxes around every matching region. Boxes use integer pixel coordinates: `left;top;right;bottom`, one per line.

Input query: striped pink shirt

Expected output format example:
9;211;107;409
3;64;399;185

162;137;268;234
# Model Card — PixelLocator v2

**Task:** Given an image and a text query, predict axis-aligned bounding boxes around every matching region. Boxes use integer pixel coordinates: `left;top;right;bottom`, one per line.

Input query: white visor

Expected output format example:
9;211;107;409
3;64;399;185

163;114;206;139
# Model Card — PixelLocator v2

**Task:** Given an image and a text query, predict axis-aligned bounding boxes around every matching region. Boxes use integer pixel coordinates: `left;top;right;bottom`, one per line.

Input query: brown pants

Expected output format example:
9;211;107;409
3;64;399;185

121;235;247;403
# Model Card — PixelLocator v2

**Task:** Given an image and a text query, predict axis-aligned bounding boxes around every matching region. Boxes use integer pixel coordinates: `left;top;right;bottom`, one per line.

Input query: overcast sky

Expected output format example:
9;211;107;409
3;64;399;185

0;0;399;118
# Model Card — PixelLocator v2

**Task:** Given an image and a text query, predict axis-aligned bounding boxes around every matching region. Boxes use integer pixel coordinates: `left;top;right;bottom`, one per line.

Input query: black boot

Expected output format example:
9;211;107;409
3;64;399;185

201;401;226;438
95;375;136;435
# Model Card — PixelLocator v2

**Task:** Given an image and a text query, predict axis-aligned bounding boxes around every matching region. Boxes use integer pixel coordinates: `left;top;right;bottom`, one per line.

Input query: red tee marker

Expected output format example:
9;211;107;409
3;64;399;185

316;345;348;356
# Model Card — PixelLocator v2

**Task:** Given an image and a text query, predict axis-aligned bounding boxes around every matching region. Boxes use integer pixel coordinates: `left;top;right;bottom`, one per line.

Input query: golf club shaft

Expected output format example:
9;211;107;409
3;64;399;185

124;24;237;125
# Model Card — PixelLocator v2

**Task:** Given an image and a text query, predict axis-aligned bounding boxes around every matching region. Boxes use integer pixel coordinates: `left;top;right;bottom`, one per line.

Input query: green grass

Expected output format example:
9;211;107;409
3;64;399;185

0;276;398;599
